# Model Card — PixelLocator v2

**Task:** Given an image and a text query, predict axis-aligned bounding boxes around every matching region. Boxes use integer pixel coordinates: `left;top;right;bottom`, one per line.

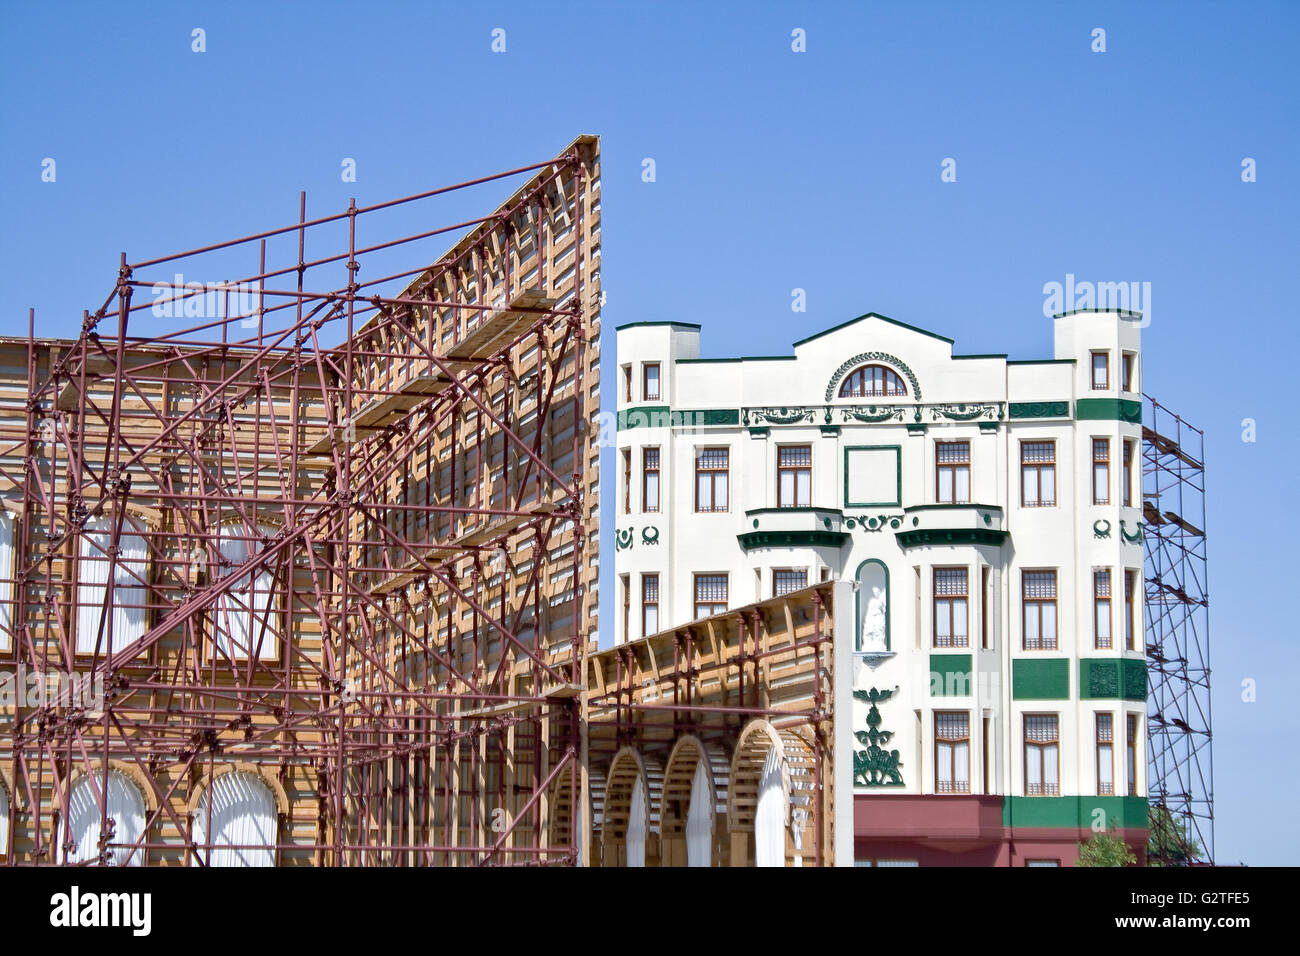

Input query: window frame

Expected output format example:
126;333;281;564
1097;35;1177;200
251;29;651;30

1126;713;1139;796
1094;568;1112;650
1021;569;1058;651
1019;440;1057;508
838;364;907;399
773;568;807;597
1091;351;1110;390
694;446;730;513
1121;352;1135;393
1023;713;1060;797
1092;437;1110;506
693;573;728;620
74;511;153;659
641;447;660;514
1096;712;1115;796
934;711;971;794
642;362;661;402
935;440;971;505
1123;440;1135;507
621;448;631;515
1124;570;1138;651
776;444;812;509
932;566;969;649
641;572;659;638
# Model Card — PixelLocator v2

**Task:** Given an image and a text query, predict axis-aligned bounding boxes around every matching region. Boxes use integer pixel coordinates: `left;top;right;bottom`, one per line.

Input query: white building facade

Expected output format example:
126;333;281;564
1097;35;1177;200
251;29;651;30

614;309;1150;865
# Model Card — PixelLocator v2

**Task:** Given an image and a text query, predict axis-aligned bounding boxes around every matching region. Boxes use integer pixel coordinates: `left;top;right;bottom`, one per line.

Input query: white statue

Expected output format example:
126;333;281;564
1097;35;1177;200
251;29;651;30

861;584;887;652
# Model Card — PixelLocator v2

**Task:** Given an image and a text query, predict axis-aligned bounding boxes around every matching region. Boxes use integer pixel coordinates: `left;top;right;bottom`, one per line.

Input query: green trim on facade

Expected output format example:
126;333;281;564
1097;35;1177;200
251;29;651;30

844;445;902;508
746;507;842;518
748;426;769;437
1006;359;1076;365
1076;398;1143;423
1009;401;1071;419
617;407;741;429
1012;658;1070;700
903;504;1003;514
952;353;1009;360
792;312;955;348
673;408;741;427
676;356;796;364
929;654;974;696
1002;796;1149;829
617;406;670;430
895;528;1008;549
1051;308;1143;320
614;321;702;331
737;530;849;551
1079;658;1149;701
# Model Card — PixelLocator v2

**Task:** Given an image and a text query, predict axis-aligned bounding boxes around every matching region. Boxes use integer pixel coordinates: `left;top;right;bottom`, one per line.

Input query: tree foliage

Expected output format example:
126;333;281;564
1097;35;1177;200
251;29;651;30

1077;829;1137;867
1146;805;1204;866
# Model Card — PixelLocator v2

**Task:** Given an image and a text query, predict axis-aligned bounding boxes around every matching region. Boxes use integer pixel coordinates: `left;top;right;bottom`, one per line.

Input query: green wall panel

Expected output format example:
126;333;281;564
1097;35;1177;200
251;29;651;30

1012;658;1070;700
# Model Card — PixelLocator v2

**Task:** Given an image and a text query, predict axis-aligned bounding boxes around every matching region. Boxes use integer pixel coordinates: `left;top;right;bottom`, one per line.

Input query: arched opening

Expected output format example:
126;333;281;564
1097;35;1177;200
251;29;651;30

600;747;661;867
659;735;726;867
0;509;16;652
62;769;148;866
685;759;714;867
855;559;890;652
839;364;907;399
728;721;817;867
626;776;648;867
0;773;11;859
75;513;148;655
192;769;279;867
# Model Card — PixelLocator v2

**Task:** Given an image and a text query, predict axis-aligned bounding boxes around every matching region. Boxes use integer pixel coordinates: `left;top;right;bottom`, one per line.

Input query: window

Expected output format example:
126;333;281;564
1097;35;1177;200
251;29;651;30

642;573;659;637
839;364;907;398
62;770;147;866
1026;859;1061;867
1022;570;1058;650
1123;440;1135;507
773;569;807;597
620;574;630;642
1091;351;1109;389
935;712;970;793
933;567;968;648
76;514;149;656
621;449;631;515
643;363;660;401
0;510;14;653
777;445;811;508
1094;569;1112;650
1096;713;1114;795
980;567;991;649
192;771;277;867
1126;714;1139;796
622;364;632;402
642;448;660;513
693;574;728;619
214;521;281;662
1092;438;1110;505
1121;352;1135;392
1024;715;1060;796
695;447;729;512
936;441;970;504
1124;570;1138;651
1020;441;1056;507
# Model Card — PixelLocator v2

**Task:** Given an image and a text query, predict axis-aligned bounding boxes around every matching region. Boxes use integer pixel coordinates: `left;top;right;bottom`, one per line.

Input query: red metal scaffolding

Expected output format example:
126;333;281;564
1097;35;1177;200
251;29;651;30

1;138;599;866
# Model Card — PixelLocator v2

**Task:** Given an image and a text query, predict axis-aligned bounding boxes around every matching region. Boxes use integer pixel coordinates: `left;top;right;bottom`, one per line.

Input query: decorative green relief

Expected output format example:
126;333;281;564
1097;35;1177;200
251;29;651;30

825;352;922;402
927;403;1003;423
895;528;1008;548
641;526;660;546
840;405;907;424
617;406;670;430
844;513;904;532
1093;519;1112;539
1076;398;1142;423
1120;520;1145;543
1080;659;1148;701
742;406;820;426
853;687;905;787
1122;659;1148;701
615;528;634;551
737;530;849;551
1009;401;1070;419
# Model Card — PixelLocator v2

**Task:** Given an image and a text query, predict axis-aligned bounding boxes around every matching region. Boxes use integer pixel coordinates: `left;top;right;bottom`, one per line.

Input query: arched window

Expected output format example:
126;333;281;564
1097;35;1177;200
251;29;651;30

754;747;785;867
76;514;148;656
63;770;148;866
625;776;648;868
0;509;15;652
193;771;277;867
214;521;281;661
839;364;907;399
685;759;713;867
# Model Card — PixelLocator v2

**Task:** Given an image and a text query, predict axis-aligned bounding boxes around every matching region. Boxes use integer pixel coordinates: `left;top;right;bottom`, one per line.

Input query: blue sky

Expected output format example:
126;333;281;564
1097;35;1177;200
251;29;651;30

2;1;1295;865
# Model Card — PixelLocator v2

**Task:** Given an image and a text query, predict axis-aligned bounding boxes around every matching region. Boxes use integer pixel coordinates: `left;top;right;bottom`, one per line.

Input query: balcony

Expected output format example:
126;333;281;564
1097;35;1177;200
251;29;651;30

895;504;1008;549
738;507;848;551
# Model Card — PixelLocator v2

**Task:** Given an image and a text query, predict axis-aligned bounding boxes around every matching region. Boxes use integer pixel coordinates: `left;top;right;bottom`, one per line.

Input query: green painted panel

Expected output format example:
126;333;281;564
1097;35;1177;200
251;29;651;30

1076;398;1142;423
1008;401;1070;419
929;654;974;696
1012;658;1070;700
617;406;670;430
1079;658;1148;701
895;528;1008;549
737;530;848;551
671;408;740;427
1122;658;1148;701
1002;796;1149;829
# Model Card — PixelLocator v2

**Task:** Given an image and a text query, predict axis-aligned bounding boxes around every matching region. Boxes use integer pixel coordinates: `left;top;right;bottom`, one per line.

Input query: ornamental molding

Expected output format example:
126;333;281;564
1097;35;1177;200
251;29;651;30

853;687;905;787
825;352;922;403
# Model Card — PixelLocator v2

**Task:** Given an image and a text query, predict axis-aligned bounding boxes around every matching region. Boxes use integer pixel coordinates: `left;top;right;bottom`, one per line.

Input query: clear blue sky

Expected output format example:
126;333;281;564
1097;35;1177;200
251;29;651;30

2;1;1295;865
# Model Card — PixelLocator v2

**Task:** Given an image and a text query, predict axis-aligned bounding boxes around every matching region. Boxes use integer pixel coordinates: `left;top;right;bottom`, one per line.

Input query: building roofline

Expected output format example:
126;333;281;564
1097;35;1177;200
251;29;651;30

1007;358;1076;365
1052;308;1144;320
675;355;795;364
614;321;702;332
791;311;956;348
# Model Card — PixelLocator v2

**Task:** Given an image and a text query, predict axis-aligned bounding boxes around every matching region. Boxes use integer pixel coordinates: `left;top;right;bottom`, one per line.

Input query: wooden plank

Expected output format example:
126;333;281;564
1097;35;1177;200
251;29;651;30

446;288;555;361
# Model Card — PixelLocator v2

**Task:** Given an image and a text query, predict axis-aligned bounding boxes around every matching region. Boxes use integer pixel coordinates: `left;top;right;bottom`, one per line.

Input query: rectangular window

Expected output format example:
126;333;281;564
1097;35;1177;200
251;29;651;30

935;441;970;504
935;712;970;793
622;364;632;403
773;568;807;597
620;573;630;642
933;567;969;648
1123;440;1135;507
694;573;728;619
695;447;729;512
1092;438;1110;505
1092;351;1109;390
982;716;992;794
1096;712;1114;796
980;566;991;649
1124;570;1137;651
1126;714;1139;796
641;573;659;638
643;362;660;401
1121;352;1135;392
1094;569;1112;650
621;449;631;515
642;447;660;514
1022;570;1058;651
1020;441;1056;507
1024;714;1060;796
777;445;812;508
